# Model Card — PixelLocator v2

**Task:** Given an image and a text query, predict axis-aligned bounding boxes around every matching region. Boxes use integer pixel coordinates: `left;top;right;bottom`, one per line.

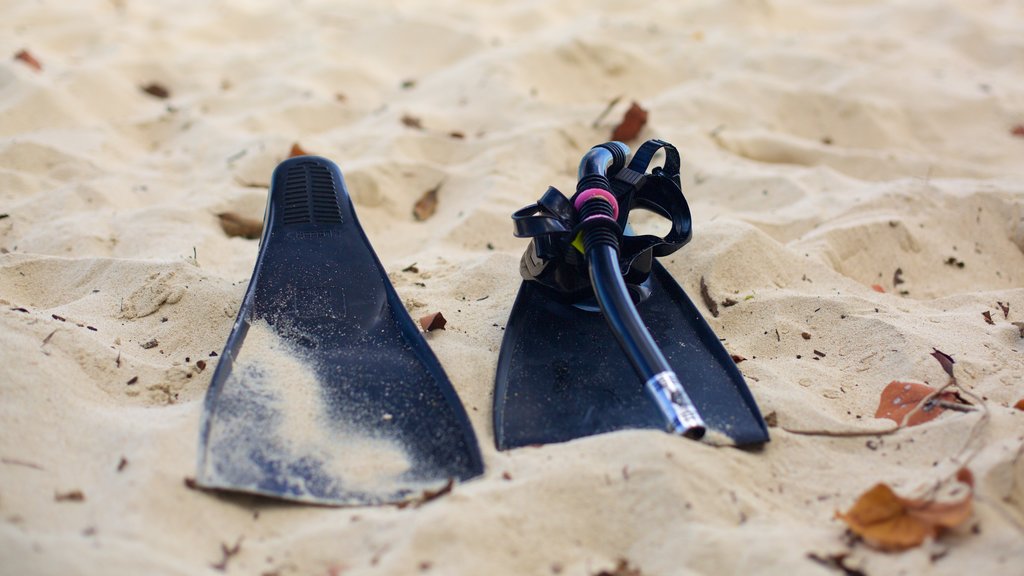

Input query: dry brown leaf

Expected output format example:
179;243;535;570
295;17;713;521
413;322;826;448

401;114;423;129
413;183;440;221
14;49;42;72
218;212;262;239
55;489;85;502
419;312;446;332
289;142;308;157
871;284;885;293
1014;399;1024;411
982;310;994;325
611;102;648;142
930;348;956;377
594;559;643;576
141;82;170;99
837;472;973;551
875;381;960;426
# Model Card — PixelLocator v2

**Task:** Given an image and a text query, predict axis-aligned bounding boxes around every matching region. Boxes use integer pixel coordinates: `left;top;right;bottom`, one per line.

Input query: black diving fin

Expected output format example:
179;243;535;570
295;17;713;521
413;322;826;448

197;156;483;505
494;140;769;449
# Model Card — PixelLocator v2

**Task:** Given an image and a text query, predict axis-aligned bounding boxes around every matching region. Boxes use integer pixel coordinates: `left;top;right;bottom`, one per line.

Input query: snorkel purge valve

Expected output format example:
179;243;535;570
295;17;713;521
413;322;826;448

513;140;707;439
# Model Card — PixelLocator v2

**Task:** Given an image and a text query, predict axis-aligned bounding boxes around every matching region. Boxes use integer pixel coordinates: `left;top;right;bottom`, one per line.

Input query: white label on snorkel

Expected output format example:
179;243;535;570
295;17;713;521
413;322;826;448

645;371;705;435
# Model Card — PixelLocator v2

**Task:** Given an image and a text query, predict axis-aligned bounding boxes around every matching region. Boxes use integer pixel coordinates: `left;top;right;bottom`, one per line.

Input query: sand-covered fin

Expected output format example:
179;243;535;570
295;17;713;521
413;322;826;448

198;319;427;505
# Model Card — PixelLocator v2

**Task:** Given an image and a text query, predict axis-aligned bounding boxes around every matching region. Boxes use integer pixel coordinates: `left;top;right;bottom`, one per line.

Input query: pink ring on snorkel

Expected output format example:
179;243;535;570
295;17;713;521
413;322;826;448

574;188;619;221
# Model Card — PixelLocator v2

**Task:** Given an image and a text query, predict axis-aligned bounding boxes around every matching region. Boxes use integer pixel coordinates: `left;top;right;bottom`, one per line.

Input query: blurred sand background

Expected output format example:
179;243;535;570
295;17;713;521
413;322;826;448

2;0;1024;574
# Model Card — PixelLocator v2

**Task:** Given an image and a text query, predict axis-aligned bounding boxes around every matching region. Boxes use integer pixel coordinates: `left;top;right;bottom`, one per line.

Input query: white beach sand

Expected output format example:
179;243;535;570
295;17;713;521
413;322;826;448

2;1;1023;574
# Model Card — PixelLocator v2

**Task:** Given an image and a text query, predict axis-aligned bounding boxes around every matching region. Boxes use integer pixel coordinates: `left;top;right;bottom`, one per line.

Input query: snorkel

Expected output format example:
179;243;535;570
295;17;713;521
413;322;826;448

573;143;706;439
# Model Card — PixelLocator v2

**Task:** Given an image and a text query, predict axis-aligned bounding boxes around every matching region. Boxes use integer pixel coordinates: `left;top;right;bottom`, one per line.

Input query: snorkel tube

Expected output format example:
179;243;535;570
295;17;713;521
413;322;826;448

574;143;706;439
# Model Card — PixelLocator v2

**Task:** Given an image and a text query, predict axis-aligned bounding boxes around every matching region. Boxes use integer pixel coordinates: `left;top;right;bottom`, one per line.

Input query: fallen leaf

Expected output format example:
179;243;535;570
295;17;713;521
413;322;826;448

871;284;885;293
699;276;719;318
1014;399;1024;411
875;381;961;426
801;332;812;340
730;354;746;364
955;467;974;489
55;490;85;502
930;348;955;377
837;473;973;551
997;301;1009;319
196;360;207;372
1012;124;1024;137
611;102;648;142
594;559;643;576
140;82;170;99
419;312;446;332
401;114;423;129
14;49;42;71
893;267;904;286
218;212;263;239
289;142;308;157
982;311;994;325
413;183;440;221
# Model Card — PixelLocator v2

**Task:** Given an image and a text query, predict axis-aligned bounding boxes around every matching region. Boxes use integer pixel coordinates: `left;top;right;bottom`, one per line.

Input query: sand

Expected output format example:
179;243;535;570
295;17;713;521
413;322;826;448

2;0;1023;574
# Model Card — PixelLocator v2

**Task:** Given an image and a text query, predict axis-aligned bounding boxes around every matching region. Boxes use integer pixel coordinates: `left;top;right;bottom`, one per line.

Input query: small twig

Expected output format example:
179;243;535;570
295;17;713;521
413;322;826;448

396;478;455;509
211;536;243;572
932;400;977;413
591;95;623;128
2;457;45;471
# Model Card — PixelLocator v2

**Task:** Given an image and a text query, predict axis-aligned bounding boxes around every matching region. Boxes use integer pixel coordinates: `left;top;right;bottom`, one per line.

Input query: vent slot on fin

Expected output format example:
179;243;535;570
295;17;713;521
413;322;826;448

281;161;343;225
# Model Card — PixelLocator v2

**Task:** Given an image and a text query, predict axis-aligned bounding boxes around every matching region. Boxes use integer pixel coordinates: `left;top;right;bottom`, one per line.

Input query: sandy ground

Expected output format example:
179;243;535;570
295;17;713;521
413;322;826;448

2;0;1024;574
